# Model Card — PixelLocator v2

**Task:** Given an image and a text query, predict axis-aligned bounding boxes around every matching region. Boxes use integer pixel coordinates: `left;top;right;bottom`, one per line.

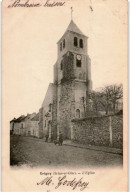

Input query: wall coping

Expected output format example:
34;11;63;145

71;113;123;122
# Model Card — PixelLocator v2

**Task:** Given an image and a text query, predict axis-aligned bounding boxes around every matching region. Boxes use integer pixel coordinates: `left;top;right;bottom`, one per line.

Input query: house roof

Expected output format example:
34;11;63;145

20;115;29;121
11;113;37;123
21;113;36;121
31;113;39;121
10;118;16;123
13;115;26;123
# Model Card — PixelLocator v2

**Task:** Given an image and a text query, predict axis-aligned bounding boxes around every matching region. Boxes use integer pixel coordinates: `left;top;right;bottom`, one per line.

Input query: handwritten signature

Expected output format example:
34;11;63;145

8;0;65;8
37;176;89;191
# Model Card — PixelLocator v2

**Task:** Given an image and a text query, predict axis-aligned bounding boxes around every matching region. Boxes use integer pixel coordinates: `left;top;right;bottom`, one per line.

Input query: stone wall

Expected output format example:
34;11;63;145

111;115;123;148
57;81;91;139
71;114;123;149
58;80;75;139
61;52;75;82
52;85;57;140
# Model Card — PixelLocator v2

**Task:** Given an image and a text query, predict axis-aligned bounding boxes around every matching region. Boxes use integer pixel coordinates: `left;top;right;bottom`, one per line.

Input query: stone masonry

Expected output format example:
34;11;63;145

71;114;123;149
39;19;92;140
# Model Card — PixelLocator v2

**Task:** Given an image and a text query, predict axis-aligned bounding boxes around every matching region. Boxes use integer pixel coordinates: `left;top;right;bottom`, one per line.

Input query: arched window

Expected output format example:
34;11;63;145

63;39;65;49
76;109;80;118
74;37;78;47
80;39;83;48
60;42;62;51
49;104;52;112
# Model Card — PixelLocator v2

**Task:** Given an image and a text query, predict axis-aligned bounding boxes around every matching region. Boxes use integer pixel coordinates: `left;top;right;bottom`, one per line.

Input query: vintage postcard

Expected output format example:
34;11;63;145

2;0;128;192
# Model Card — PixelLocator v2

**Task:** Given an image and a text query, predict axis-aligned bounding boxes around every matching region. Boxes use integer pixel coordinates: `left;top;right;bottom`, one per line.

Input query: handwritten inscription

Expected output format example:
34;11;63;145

7;0;65;8
37;175;89;191
44;0;65;7
8;0;41;8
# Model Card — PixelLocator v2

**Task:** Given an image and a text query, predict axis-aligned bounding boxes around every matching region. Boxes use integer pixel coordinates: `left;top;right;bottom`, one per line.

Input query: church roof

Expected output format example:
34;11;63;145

42;83;56;107
66;20;85;35
57;20;86;43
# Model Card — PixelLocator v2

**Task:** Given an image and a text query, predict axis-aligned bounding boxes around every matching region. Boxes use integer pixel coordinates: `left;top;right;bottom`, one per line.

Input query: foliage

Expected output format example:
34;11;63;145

88;84;123;115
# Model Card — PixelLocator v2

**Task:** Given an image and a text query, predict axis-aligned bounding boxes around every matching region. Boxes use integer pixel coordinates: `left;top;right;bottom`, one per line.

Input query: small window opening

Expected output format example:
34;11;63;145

49;104;52;112
60;42;62;51
80;39;83;48
74;37;78;47
63;39;65;48
76;59;81;67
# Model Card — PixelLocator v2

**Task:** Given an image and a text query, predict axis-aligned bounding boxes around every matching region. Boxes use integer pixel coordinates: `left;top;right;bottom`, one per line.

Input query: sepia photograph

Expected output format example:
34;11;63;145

2;0;128;192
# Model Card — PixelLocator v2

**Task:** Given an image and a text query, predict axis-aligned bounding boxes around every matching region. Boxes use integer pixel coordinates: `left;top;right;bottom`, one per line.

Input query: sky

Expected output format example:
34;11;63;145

2;0;127;120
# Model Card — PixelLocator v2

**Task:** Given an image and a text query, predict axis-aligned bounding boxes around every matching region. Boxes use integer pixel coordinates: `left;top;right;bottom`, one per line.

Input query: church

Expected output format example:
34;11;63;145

39;18;92;140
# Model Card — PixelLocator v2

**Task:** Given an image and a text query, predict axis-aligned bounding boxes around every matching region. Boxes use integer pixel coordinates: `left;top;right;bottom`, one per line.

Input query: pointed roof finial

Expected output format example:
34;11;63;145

71;7;73;20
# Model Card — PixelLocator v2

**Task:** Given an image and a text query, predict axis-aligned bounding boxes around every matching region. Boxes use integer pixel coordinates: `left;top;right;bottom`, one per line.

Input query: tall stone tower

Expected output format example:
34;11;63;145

53;19;92;139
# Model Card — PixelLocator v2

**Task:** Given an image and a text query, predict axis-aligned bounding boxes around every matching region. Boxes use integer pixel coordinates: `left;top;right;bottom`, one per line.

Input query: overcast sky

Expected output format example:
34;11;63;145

2;0;127;121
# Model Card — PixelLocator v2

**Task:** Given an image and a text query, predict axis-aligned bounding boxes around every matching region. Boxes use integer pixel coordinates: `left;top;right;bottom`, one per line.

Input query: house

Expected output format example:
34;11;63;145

30;113;39;138
13;115;25;135
13;113;37;136
10;118;16;135
20;113;37;136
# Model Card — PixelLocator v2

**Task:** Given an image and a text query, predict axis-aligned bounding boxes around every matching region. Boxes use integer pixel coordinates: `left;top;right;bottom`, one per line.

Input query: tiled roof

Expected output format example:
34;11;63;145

10;118;16;123
13;115;26;123
31;113;39;121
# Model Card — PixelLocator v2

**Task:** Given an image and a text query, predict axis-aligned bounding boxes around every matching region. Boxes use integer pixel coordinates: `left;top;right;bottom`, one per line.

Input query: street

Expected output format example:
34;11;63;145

10;136;123;168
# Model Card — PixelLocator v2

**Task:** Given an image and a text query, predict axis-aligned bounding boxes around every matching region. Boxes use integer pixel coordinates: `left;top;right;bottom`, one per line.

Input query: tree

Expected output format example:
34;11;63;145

88;90;101;112
104;84;123;114
88;84;123;115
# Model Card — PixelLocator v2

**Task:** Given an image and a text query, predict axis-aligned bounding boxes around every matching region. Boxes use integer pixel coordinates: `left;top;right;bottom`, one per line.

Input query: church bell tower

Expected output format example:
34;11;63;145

53;12;92;139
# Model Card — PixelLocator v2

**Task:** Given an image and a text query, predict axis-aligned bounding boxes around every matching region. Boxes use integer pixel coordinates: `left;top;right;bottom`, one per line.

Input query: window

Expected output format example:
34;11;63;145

60;42;62;51
49;104;52;112
45;120;46;127
61;61;63;70
74;37;78;47
76;59;81;67
80;39;83;48
63;39;65;48
76;109;80;118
